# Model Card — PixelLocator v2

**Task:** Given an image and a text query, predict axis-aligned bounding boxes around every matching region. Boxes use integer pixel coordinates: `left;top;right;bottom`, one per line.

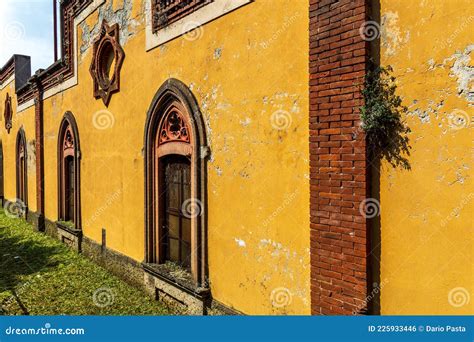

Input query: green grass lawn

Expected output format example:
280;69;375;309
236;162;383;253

0;210;170;315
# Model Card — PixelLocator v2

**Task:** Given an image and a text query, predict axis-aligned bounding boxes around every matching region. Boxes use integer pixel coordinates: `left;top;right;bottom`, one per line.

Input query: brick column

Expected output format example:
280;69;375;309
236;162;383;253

309;0;370;315
33;77;45;231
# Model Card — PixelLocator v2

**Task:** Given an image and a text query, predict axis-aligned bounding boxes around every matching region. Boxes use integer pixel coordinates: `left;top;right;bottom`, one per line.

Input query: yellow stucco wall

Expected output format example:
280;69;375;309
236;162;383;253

2;0;310;314
1;0;471;317
0;81;37;213
378;0;473;314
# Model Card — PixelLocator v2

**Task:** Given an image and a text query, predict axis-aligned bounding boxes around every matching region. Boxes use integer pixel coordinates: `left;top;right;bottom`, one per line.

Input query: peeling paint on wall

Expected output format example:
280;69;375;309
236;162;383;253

407;100;444;125
213;47;222;60
234;238;246;247
27;140;36;171
379;0;473;315
445;44;474;103
80;0;139;57
381;11;410;57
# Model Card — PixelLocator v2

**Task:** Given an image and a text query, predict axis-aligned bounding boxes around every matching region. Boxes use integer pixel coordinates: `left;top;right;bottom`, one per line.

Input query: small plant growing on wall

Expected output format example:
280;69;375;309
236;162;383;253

361;65;411;170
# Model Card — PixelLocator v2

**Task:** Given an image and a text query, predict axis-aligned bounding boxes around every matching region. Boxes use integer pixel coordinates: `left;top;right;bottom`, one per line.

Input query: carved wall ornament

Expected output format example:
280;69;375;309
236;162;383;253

4;93;12;134
89;20;125;106
63;126;75;152
158;106;191;145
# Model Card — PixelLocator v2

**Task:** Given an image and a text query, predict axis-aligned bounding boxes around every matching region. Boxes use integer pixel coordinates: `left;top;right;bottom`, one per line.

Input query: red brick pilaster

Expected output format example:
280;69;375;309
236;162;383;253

309;0;370;315
33;77;45;230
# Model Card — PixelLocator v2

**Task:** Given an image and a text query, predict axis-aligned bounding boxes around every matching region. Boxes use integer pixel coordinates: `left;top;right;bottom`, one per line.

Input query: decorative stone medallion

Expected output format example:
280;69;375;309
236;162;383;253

4;93;12;134
89;20;125;106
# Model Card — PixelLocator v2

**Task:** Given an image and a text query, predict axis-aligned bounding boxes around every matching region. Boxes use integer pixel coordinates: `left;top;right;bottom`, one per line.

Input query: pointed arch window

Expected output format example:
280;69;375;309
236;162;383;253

16;128;28;207
58;112;81;229
144;79;209;286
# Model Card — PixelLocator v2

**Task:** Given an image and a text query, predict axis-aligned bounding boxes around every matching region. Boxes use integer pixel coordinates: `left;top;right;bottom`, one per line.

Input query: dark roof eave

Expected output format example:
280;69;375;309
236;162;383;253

17;59;65;95
0;54;31;74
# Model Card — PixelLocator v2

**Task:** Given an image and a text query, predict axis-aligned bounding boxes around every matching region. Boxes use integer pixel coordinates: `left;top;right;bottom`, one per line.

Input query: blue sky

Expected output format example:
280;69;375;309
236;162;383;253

0;0;55;73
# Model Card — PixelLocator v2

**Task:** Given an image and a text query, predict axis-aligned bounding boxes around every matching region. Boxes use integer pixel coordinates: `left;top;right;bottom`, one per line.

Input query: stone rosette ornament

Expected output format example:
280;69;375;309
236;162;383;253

89;20;125;106
4;93;12;133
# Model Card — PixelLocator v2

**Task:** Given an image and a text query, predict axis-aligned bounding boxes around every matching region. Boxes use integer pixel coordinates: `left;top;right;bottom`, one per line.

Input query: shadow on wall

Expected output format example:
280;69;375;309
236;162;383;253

366;0;412;315
369;0;382;315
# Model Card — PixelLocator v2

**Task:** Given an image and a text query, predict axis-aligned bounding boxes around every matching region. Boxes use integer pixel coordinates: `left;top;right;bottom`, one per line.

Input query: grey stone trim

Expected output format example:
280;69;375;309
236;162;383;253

56;221;82;252
81;235;146;291
14;212;243;315
26;210;39;228
209;299;244;316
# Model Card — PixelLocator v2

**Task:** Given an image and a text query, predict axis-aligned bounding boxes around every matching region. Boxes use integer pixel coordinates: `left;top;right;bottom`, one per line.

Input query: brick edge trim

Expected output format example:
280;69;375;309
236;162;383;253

309;0;370;315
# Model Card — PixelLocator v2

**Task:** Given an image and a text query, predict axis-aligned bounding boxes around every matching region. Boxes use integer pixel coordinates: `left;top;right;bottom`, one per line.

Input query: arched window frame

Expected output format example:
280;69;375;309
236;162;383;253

15;128;28;208
57;112;81;230
144;79;209;286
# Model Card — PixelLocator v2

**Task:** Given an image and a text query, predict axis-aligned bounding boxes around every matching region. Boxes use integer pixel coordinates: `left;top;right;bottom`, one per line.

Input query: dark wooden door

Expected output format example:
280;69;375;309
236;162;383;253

163;155;191;269
19;156;25;202
65;156;75;222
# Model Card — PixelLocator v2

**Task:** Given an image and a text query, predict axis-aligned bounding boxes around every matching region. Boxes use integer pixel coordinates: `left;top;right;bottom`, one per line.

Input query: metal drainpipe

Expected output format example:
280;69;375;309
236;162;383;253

32;75;45;232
